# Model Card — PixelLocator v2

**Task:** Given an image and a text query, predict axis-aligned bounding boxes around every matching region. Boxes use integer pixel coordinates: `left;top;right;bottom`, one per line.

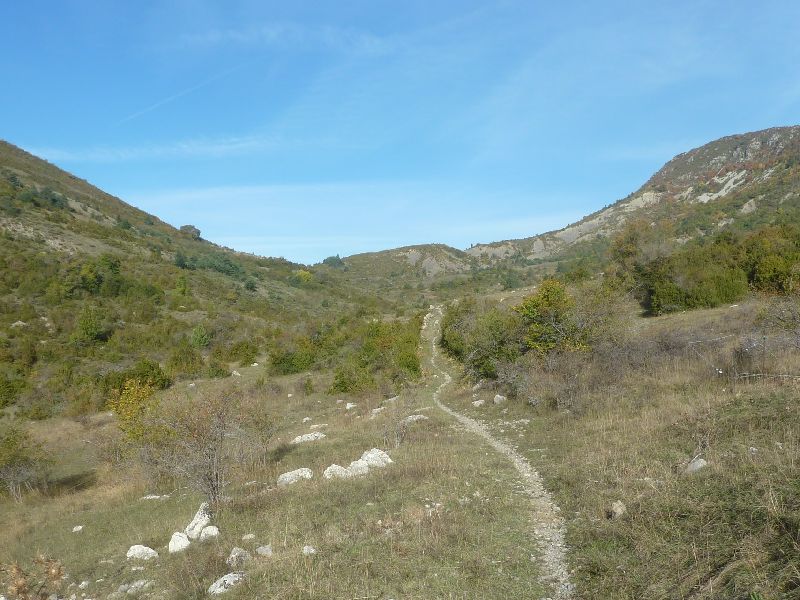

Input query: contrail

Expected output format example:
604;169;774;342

115;63;247;126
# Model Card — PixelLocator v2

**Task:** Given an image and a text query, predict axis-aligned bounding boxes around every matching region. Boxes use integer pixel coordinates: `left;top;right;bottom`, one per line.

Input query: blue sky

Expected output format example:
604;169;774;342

2;1;799;264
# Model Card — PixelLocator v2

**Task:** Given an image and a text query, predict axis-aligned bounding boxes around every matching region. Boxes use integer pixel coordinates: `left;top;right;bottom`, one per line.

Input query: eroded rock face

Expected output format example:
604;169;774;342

126;545;158;561
207;573;243;595
185;502;211;540
168;532;190;553
277;468;313;487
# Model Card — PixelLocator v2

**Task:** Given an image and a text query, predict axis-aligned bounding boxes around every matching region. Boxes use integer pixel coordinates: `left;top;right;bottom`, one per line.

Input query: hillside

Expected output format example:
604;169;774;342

465;125;800;266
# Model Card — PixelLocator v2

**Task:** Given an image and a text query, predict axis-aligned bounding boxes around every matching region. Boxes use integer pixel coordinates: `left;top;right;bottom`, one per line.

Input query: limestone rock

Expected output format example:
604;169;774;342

608;501;627;519
72;525;83;533
207;573;243;595
255;544;273;557
472;399;485;407
360;448;392;468
291;431;326;445
347;459;370;477
401;414;428;426
277;468;313;487
185;503;212;539
241;533;255;541
126;545;158;561
226;547;252;569
199;525;219;541
168;532;190;553
302;545;316;556
685;457;708;474
323;464;352;479
302;416;312;423
493;394;507;405
345;402;357;410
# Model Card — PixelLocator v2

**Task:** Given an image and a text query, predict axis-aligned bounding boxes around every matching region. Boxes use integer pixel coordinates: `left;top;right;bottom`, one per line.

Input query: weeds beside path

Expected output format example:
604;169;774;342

422;306;574;599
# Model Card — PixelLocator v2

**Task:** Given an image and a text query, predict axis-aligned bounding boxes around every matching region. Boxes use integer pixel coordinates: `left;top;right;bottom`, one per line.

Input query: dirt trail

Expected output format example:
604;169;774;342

422;306;574;600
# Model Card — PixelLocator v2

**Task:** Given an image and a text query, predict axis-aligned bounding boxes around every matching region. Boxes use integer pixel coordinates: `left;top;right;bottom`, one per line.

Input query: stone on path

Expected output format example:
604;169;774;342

277;467;313;487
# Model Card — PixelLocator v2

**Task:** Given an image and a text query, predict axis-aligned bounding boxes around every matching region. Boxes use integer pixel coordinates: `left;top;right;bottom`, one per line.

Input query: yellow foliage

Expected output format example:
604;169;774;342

109;379;157;441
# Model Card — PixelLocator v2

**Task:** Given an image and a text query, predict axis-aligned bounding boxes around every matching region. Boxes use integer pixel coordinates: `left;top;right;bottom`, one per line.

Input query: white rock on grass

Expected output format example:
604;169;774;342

323;464;352;480
370;407;385;418
360;448;392;468
208;573;243;595
472;399;485;407
401;414;428;426
226;547;252;569
72;525;83;533
493;394;507;404
685;457;708;474
384;396;399;403
302;546;316;556
347;459;370;477
232;370;241;377
255;545;273;557
199;525;219;541
251;362;259;367
345;402;357;410
140;494;168;500
185;502;211;539
168;532;190;553
291;431;326;445
241;533;255;541
309;423;328;430
78;580;89;589
302;416;312;423
126;545;158;561
277;468;313;487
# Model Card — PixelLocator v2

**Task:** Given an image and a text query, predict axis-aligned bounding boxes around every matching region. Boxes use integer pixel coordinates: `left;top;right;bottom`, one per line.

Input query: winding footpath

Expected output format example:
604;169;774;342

422;306;574;600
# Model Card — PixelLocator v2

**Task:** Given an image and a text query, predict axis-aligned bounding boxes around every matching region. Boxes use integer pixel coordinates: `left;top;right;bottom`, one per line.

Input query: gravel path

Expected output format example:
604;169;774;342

422;306;574;600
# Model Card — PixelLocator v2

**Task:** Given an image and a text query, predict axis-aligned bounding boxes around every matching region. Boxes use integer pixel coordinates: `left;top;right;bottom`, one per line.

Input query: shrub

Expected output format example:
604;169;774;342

109;379;158;442
0;422;50;501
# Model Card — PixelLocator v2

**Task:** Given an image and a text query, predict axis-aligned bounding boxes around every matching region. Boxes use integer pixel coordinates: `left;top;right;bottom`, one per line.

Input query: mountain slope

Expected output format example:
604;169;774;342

466;125;800;265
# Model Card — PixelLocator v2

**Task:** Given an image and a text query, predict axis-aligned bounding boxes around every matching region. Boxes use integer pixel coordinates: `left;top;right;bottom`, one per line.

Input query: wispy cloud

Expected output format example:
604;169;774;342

179;22;390;55
116;64;247;125
30;133;351;163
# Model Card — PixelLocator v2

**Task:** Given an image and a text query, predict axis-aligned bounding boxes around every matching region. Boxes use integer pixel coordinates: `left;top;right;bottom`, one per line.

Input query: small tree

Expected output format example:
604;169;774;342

514;279;584;355
0;423;49;501
141;388;242;509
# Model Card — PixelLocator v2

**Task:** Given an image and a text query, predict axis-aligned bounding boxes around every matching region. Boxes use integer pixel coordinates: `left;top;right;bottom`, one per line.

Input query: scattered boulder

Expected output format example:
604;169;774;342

199;525;219;541
255;545;273;557
606;501;627;520
685;457;708;474
360;448;392;468
302;416;312;423
226;547;252;569
401;414;428;426
345;402;357;410
493;394;507;405
207;573;244;595
126;545;158;561
323;464;352;479
302;546;317;556
472;399;485;407
277;468;313;487
291;431;326;445
72;525;83;533
241;533;255;541
347;459;370;477
185;503;212;539
168;532;190;553
78;580;89;589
